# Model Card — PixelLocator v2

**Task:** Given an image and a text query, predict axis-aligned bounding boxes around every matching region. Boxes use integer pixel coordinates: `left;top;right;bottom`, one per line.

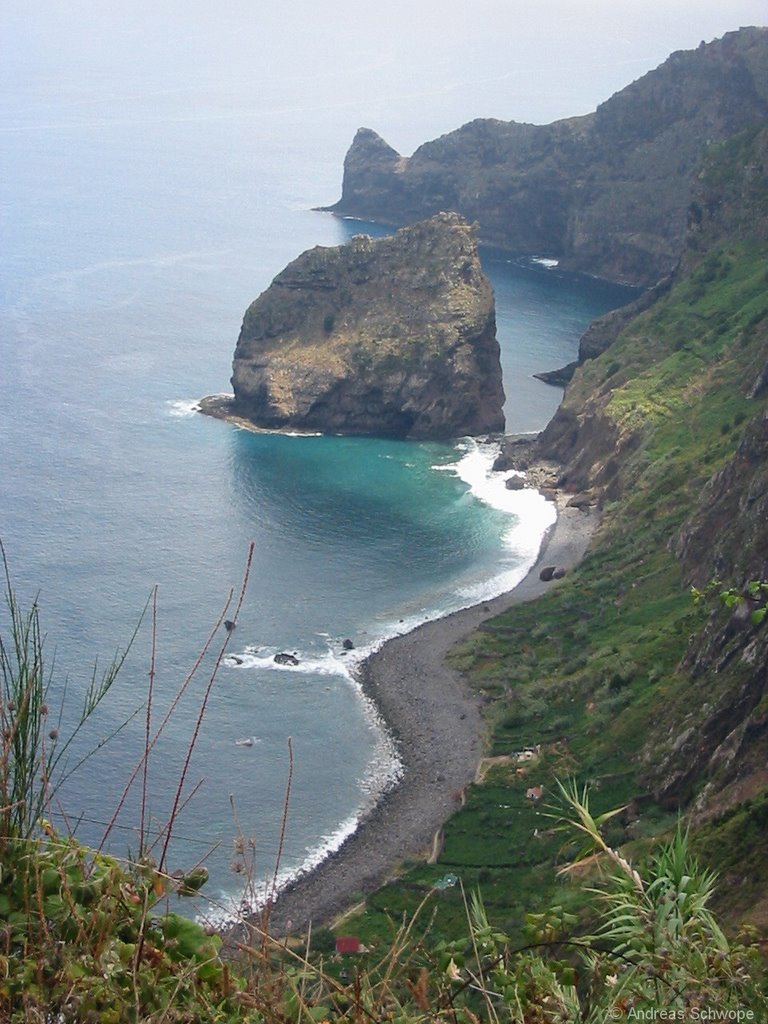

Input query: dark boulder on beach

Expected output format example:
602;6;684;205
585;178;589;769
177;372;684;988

538;566;567;581
566;492;597;510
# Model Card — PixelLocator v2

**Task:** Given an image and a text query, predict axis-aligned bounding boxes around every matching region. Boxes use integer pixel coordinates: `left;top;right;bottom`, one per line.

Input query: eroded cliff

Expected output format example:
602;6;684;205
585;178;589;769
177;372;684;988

545;127;768;828
325;28;768;286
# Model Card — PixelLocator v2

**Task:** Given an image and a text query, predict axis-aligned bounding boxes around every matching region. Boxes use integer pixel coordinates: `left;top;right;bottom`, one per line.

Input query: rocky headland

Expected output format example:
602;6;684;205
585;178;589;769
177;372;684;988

201;212;505;440
323;28;768;287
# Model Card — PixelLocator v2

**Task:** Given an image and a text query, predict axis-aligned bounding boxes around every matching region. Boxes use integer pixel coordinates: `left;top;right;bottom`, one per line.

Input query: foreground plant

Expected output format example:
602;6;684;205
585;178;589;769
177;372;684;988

0;543;135;844
425;780;768;1022
277;780;768;1023
0;545;262;1022
0;827;253;1022
691;577;768;625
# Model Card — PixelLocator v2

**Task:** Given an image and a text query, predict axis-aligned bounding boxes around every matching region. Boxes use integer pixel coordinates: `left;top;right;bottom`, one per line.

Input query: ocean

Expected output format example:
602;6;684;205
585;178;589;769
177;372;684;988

0;11;642;919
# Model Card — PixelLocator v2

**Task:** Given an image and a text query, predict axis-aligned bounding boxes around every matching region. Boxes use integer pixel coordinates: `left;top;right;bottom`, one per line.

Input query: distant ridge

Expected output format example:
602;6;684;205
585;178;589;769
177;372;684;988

324;27;768;287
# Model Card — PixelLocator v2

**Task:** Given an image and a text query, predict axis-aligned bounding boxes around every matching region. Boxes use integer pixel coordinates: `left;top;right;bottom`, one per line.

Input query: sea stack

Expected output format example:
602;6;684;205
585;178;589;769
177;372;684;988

202;213;505;440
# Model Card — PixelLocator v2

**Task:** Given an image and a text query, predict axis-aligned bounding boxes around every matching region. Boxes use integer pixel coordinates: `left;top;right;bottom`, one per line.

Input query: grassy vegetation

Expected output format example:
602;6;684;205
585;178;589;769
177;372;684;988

336;237;768;951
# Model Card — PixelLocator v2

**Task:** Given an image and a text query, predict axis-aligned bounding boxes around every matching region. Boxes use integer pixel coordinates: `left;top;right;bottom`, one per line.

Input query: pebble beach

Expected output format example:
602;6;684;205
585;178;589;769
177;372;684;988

227;490;600;941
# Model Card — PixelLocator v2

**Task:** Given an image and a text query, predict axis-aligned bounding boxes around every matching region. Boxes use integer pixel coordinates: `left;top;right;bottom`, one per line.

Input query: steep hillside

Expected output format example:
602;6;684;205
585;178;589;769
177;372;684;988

339;126;768;943
324;27;768;286
525;125;768;828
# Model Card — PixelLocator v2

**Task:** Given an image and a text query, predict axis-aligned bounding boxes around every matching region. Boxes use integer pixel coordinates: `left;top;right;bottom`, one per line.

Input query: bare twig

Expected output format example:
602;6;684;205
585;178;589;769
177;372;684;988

139;586;158;857
158;542;255;873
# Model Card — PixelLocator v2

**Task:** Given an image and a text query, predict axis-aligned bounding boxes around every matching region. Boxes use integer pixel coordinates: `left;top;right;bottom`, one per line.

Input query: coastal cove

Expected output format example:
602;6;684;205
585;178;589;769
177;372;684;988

1;227;629;923
1;53;634;921
258;492;599;936
5;6;768;1013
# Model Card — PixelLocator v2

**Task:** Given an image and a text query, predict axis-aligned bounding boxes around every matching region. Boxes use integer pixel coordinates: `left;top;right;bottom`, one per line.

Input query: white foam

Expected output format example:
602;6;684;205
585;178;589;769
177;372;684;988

217;722;400;921
274;438;558;664
222;439;554;677
434;436;554;521
298;813;363;873
199;735;401;929
229;423;323;438
224;643;355;680
199;811;365;928
166;399;201;418
429;437;556;604
206;438;555;922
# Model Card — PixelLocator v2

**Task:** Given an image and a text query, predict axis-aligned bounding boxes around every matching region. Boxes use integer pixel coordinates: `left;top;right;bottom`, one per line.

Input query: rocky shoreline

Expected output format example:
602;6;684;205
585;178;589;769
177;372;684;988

225;483;599;943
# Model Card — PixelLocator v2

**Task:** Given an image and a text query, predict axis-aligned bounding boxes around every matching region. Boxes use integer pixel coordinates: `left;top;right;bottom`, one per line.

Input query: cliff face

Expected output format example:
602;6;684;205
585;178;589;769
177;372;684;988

537;123;768;494
223;213;505;440
326;28;768;286
653;407;768;811
453;122;768;924
531;125;768;826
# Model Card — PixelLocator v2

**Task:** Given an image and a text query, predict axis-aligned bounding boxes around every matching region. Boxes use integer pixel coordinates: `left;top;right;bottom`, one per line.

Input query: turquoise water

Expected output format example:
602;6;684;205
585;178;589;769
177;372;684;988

0;46;634;919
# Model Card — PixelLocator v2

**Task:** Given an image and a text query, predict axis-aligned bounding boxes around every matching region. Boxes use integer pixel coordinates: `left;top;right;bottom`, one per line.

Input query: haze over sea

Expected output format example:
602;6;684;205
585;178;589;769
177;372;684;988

2;1;764;917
